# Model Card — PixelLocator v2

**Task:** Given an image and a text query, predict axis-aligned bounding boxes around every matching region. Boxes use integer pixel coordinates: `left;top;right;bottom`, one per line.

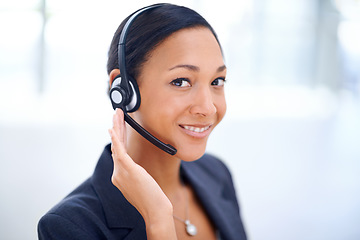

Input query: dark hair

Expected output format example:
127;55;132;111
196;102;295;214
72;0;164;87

107;3;221;81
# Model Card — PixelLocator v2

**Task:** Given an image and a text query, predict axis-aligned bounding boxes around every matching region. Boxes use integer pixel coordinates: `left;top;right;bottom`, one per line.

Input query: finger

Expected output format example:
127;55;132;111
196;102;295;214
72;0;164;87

109;129;135;176
117;109;127;149
113;108;125;143
109;128;126;158
109;114;132;168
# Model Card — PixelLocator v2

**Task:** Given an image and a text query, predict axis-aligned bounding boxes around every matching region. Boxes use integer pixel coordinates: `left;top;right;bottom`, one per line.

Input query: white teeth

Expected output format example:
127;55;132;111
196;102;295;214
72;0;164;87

183;125;210;133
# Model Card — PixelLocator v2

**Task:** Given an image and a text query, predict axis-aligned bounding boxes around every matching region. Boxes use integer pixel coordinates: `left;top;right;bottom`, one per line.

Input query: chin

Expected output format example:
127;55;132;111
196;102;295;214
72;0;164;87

175;144;207;162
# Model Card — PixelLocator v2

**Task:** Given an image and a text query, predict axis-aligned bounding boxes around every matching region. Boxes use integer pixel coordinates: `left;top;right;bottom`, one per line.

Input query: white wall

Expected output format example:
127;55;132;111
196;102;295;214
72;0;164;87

1;0;360;239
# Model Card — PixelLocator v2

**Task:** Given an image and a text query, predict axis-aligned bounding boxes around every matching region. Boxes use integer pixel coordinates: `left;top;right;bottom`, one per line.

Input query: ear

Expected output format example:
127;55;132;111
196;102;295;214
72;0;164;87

109;69;121;86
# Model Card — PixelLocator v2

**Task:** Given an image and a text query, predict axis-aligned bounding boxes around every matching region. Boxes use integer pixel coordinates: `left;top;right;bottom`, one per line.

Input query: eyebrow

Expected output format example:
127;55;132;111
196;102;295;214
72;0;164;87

169;64;227;72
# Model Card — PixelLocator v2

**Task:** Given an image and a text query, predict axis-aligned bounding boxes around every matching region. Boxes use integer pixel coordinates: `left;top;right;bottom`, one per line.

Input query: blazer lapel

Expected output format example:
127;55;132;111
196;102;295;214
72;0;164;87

181;158;247;240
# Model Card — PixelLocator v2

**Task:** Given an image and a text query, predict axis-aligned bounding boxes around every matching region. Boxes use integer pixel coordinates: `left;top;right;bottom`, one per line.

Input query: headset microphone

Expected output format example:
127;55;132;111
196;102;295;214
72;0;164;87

109;4;177;155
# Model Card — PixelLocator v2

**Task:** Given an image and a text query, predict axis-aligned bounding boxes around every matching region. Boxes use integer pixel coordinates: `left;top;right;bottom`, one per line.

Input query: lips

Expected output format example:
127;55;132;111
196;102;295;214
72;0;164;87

182;125;210;133
179;124;213;138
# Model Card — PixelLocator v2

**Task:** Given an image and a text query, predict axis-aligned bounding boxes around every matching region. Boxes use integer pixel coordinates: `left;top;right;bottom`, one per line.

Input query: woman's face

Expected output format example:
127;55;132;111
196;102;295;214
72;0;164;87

133;27;227;161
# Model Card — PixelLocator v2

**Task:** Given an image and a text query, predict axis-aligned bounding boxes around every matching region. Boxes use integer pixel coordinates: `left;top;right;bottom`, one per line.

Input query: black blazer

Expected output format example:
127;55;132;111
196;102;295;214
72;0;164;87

38;144;247;240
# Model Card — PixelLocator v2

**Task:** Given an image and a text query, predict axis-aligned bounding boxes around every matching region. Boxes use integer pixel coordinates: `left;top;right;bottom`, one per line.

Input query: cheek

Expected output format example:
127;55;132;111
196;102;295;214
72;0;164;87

154;97;186;131
137;89;184;131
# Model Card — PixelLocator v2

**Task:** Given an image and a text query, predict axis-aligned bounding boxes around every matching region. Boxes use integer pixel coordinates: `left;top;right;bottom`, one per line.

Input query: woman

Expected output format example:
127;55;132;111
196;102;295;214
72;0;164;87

38;3;247;240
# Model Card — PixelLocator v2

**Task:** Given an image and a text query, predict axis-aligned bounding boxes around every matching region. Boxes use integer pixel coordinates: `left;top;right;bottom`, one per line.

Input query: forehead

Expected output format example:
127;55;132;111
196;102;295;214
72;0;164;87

145;27;224;70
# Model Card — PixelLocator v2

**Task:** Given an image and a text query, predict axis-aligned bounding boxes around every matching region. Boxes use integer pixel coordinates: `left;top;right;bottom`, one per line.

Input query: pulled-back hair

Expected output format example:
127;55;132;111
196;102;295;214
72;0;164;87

107;3;221;82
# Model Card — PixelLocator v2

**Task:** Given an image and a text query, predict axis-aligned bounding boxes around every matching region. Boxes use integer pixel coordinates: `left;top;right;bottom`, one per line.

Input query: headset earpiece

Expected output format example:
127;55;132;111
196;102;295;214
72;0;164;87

110;75;128;110
126;75;141;112
110;74;141;112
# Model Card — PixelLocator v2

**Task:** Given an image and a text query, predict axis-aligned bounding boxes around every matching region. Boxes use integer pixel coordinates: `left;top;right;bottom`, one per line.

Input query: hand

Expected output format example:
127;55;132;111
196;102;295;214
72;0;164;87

108;109;177;240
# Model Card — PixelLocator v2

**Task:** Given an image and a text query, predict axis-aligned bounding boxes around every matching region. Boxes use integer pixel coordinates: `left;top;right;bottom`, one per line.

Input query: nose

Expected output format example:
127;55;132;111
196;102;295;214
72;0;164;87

189;86;216;117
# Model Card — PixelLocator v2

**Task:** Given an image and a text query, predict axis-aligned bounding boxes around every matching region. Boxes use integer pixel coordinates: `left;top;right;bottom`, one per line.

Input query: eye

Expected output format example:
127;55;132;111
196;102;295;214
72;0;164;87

170;78;191;87
211;77;226;86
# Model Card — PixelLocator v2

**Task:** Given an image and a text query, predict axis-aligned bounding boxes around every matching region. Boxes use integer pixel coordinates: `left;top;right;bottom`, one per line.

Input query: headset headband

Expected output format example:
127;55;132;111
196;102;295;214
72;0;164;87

117;4;165;82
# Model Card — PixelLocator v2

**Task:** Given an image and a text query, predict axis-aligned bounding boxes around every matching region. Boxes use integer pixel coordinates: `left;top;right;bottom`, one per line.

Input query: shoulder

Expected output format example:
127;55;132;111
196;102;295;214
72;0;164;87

38;179;109;239
46;178;104;220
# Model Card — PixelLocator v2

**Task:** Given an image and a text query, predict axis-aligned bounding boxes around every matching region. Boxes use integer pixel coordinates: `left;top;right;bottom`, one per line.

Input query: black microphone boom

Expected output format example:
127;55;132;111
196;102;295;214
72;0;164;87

123;112;177;155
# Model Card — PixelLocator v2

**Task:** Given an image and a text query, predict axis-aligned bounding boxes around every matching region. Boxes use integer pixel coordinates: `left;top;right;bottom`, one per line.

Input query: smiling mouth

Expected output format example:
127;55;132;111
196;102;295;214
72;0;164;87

180;125;211;133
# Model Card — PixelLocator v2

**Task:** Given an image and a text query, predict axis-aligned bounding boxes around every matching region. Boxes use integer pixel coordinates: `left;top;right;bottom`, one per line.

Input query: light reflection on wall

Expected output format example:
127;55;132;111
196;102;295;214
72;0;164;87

335;0;360;94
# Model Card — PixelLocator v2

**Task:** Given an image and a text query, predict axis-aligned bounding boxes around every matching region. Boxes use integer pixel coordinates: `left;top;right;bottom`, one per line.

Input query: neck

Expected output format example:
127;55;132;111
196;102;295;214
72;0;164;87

126;126;183;196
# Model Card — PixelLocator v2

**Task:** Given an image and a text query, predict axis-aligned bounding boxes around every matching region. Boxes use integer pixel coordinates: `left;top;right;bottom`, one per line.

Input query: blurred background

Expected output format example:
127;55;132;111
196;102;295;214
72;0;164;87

1;0;359;239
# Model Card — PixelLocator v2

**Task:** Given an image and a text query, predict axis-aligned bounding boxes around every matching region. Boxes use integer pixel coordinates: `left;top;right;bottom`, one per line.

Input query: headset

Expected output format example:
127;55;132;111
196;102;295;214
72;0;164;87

109;4;177;155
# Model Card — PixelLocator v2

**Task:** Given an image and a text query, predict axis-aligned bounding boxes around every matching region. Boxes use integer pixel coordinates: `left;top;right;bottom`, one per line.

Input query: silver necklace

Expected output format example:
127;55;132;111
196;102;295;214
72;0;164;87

173;187;197;236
